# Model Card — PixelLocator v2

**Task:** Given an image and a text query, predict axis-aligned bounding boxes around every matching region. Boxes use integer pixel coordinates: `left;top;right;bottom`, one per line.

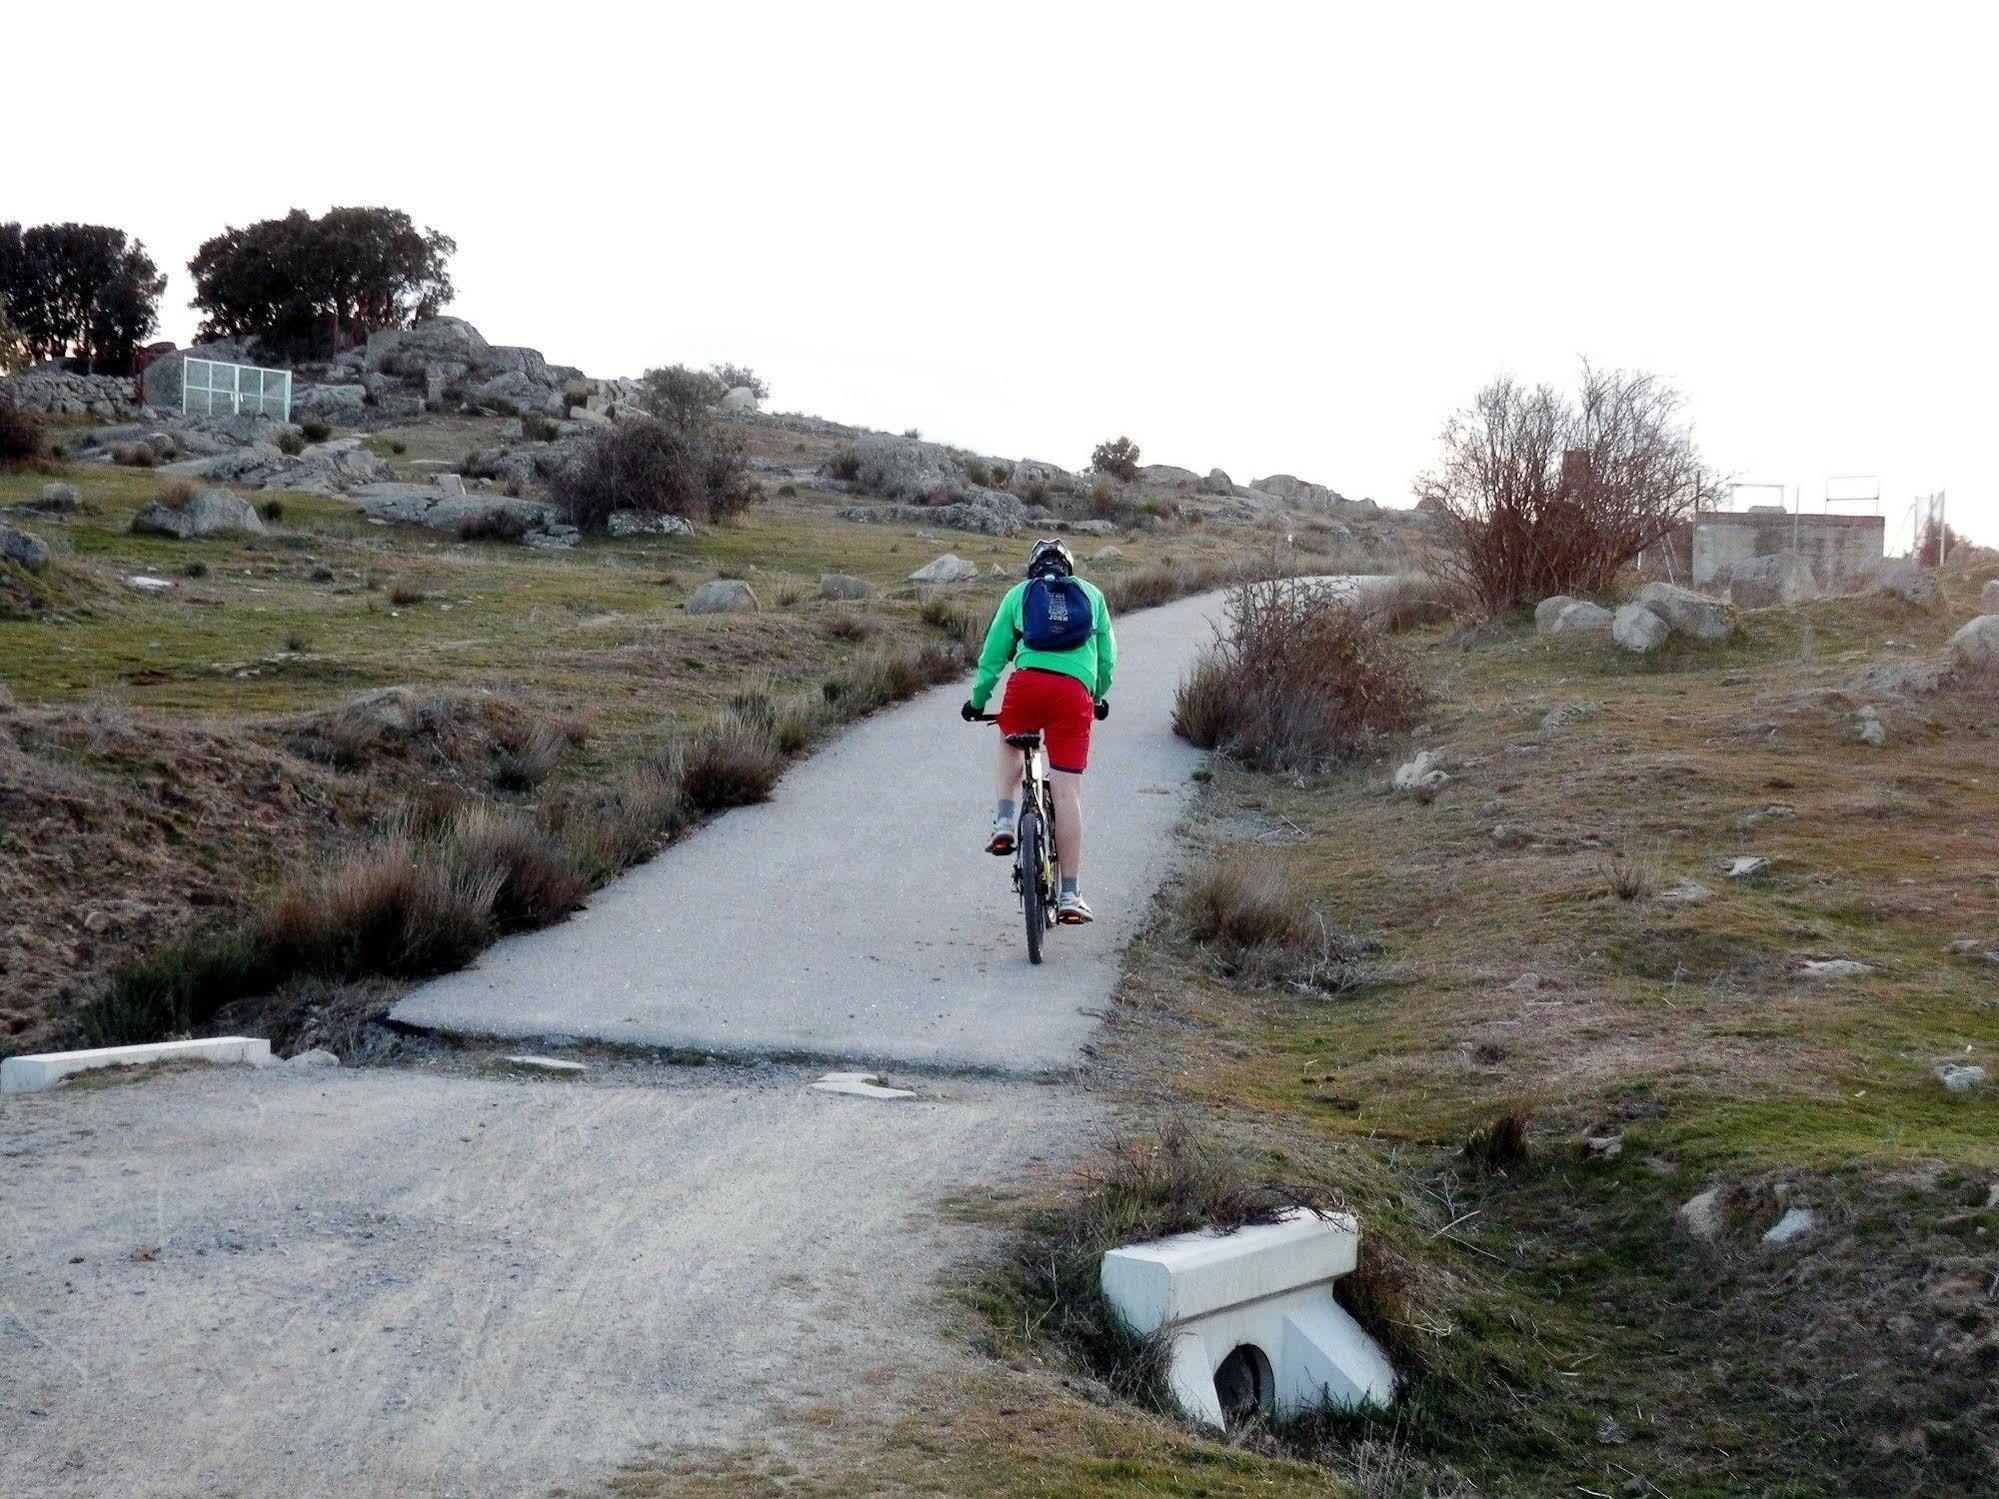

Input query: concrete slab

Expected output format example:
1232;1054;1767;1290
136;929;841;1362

811;1071;916;1100
1;1036;271;1094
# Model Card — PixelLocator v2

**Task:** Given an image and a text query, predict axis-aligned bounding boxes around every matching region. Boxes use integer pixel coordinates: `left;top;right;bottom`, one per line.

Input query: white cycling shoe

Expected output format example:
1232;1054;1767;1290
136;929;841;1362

1057;891;1094;924
986;817;1016;857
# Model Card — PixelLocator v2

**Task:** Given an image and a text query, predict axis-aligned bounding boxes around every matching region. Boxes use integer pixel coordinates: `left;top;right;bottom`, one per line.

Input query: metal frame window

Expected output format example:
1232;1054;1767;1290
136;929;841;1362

181;358;292;421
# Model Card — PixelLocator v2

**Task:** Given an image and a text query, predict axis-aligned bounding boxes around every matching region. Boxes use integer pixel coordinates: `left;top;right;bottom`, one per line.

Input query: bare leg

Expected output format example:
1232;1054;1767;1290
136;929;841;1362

994;736;1023;809
1049;771;1084;882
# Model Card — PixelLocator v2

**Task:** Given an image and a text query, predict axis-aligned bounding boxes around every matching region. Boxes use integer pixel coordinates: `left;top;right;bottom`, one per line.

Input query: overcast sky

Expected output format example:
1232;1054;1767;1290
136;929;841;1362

15;2;1996;548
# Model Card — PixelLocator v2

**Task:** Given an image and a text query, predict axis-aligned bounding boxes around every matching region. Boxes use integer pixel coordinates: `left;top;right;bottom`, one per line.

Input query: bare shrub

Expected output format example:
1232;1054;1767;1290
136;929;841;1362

275;429;307;457
1091;435;1141;483
673;710;784;811
389;585;427;607
491;718;568;790
823;612;873;643
546;764;686;881
1603;847;1657;901
1354;574;1455;633
553;415;757;532
113;443;156;467
1417;363;1727;615
158;479;199;509
1173;579;1427;772
706;362;768;400
823;446;862;483
298;417;331;443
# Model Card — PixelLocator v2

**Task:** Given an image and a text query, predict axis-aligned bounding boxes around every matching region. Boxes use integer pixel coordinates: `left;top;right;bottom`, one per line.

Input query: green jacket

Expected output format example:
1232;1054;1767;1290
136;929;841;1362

970;576;1116;712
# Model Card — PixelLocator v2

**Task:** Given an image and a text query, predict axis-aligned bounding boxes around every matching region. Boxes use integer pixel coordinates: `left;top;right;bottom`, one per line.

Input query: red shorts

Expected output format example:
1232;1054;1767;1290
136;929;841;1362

997;668;1095;774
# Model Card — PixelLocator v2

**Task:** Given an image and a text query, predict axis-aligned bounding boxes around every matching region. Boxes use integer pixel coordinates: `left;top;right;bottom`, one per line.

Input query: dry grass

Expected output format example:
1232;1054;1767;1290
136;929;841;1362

1460;1105;1532;1173
1183;861;1313;949
673;708;785;811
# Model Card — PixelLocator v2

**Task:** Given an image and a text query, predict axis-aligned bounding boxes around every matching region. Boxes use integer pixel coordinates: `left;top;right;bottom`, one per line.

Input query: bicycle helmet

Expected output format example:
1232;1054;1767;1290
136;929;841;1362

1027;537;1075;579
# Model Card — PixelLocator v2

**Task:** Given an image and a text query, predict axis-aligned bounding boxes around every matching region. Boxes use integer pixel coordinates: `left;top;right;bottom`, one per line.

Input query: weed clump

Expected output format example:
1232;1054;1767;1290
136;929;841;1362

0;402;48;469
673;710;785;811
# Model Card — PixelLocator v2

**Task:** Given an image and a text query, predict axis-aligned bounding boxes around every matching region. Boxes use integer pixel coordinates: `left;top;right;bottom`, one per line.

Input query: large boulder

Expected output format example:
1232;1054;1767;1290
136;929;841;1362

1612;603;1670;653
0;522;52;573
605;510;693;538
908;553;978;585
685;579;759;614
130;488;266;539
290;383;368;421
138;340;260;408
1875;562;1943;611
819;572;874;600
1535;595;1578;633
1949;616;1999;674
720;386;760;414
1138;464;1204;490
1637;581;1736;641
1727;551;1818;609
1551;600;1613;636
364;316;491;378
846;434;967;504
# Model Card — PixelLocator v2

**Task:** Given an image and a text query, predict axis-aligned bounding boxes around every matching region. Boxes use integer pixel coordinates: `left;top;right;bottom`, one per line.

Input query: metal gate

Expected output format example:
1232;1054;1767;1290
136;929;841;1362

182;357;292;421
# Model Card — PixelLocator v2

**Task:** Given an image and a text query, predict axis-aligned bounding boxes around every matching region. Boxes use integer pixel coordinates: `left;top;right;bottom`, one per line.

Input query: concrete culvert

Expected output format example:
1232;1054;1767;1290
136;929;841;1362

1214;1343;1275;1424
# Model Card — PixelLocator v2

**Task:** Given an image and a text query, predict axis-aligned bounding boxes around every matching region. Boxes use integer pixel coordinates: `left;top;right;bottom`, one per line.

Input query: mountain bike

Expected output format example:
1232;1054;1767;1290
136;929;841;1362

969;713;1059;964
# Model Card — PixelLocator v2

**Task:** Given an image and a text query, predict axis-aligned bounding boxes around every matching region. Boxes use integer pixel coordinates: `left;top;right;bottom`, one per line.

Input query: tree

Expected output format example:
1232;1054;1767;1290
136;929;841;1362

638;364;727;431
188;207;455;358
1915;516;1960;569
0;297;27;375
0;222;165;373
1091;436;1141;482
1414;362;1727;614
707;362;768;400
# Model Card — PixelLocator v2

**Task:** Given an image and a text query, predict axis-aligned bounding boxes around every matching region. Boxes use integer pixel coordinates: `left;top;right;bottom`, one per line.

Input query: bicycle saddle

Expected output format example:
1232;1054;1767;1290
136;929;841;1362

1005;731;1043;750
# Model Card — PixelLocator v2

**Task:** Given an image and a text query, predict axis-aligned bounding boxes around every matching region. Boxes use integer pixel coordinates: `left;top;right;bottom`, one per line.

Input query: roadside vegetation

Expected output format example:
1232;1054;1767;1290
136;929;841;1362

974;567;1999;1496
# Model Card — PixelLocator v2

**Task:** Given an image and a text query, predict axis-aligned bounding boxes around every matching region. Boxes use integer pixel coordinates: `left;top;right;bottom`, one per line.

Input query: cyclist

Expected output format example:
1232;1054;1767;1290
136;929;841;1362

960;537;1115;924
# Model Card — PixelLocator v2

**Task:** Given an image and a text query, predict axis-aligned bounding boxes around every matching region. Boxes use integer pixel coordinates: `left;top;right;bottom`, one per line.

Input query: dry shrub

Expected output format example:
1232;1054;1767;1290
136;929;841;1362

1173;578;1427;772
1185;861;1312;949
1462;1105;1532;1173
823;612;873;643
158;479;198;510
1603;847;1657;901
674;709;784;811
492;718;568;791
1354;574;1456;633
0;402;48;469
553;413;757;531
389;585;426;607
261;834;500;979
545;764;686;882
446;804;588;930
457;507;528;543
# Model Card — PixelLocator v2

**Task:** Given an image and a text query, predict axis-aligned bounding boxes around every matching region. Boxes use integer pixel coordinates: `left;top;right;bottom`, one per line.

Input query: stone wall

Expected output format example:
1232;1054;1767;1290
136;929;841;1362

1692;511;1884;589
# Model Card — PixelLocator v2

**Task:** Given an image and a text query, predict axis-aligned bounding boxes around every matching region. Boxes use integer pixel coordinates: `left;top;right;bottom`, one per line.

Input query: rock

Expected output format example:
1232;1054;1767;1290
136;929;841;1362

908;553;977;585
282;1048;339;1069
1722;856;1769;879
1762;1207;1816;1246
1727;551;1818;609
1507;973;1543;992
1490;824;1529;849
846;434;972;505
685;579;759;614
0;522;52;574
138;339;259;408
720;386;760;413
1856;705;1887;747
523;530;578;550
819;572;874;600
1250;473;1343;506
1138;464;1204;490
436;473;466;497
1983;580;1999;613
290;383;368;420
38;482;79;510
1875;562;1943;611
1552;601;1614;637
1661;880;1712;903
1800;959;1873;980
1678;1187;1724;1240
1092;545;1125;564
1937;1063;1987;1094
1203;469;1233;493
0;365;137;417
365;316;490;378
1944;939;1985;956
130;488;266;539
1534;595;1577;632
605;510;693;538
1540;699;1599;730
1584;1135;1624;1161
1637;581;1736;640
1390;749;1450;798
124;575;174;591
1947;615;1999;674
1611;603;1670;653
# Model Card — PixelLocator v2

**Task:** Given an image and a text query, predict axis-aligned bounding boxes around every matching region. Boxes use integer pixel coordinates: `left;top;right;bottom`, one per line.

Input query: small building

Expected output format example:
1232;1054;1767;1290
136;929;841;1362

1691;511;1884;590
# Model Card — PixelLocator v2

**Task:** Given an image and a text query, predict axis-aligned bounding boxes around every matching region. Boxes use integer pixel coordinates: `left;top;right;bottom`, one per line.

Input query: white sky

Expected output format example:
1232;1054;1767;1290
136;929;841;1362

14;1;1997;548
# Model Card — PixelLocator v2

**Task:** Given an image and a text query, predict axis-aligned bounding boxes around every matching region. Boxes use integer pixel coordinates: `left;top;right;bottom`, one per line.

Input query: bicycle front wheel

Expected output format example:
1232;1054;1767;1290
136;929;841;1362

1018;810;1046;965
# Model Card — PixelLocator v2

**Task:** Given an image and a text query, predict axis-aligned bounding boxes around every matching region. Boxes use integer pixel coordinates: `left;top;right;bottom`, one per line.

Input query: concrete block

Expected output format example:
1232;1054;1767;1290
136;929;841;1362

1101;1209;1395;1427
2;1036;272;1094
501;1055;586;1076
811;1071;915;1100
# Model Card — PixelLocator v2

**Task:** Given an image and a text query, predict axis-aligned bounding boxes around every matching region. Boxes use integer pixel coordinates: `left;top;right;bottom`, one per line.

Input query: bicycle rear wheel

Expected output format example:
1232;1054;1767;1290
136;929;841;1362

1018;810;1046;965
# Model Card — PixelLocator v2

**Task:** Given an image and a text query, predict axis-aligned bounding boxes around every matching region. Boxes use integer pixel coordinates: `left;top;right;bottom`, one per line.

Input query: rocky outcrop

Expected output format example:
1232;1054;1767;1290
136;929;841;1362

162;436;390;495
1875;562;1944;611
0;366;136;417
1636;582;1736;641
0;521;52;572
130;489;266;539
1250;473;1345;507
1949;615;1999;673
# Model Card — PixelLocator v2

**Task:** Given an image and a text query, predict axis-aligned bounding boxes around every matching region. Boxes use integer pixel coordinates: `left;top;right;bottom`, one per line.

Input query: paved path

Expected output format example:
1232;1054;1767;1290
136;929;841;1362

393;588;1241;1073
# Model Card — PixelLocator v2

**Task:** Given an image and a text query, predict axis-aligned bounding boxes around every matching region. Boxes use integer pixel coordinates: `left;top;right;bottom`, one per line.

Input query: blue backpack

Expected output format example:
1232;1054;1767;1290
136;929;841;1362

1021;575;1094;650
